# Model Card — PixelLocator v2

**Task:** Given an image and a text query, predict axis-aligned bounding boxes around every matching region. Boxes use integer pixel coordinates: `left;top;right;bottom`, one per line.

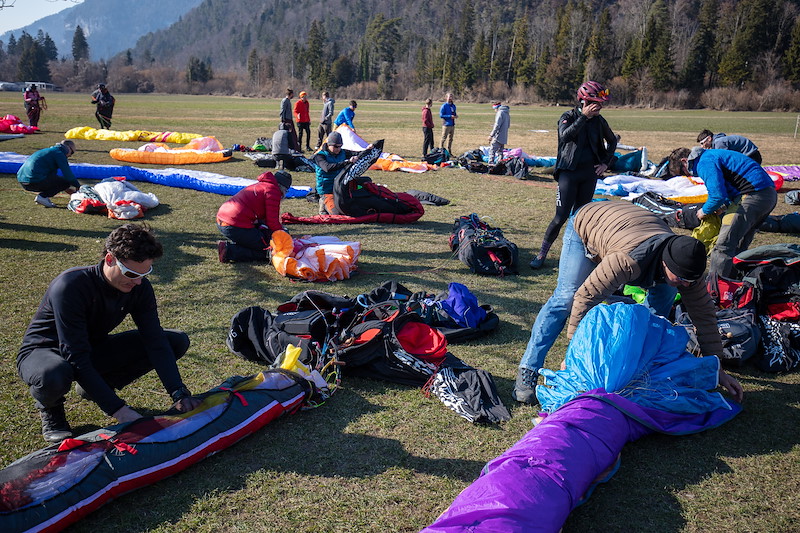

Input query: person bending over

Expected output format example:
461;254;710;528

313;131;372;215
16;140;79;208
513;200;743;406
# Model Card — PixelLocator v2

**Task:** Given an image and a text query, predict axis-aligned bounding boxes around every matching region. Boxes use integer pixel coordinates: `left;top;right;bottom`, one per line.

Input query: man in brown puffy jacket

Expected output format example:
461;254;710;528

514;200;743;405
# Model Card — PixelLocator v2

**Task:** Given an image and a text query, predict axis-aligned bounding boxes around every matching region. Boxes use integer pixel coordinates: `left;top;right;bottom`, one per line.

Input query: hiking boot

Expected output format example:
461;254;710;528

529;256;545;269
34;194;56;208
39;404;74;443
512;367;538;404
217;240;229;263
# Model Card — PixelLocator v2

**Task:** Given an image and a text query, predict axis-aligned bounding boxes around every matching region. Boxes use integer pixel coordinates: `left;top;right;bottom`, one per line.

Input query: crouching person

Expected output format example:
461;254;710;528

17;140;80;208
513;201;744;406
313;131;372;215
17;224;201;443
216;170;292;263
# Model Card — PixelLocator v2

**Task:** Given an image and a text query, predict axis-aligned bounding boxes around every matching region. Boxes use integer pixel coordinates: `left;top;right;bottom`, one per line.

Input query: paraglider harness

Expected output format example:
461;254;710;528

449;214;519;276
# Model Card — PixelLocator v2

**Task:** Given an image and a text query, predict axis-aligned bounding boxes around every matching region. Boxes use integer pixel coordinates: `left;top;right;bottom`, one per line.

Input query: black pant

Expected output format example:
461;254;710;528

21;175;74;198
317;122;331;148
749;150;763;165
543;165;597;244
96;108;112;129
18;329;189;410
297;122;311;149
422;127;434;156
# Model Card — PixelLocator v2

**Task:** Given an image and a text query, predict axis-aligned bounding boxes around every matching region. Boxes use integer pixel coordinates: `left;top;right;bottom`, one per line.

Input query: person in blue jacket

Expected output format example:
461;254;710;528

334;100;358;131
697;130;761;164
439;93;457;154
16;140;80;208
671;146;777;278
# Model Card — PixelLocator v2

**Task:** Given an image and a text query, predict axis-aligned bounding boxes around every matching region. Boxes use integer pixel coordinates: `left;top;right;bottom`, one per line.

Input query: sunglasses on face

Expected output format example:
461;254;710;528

116;258;152;279
329;143;342;148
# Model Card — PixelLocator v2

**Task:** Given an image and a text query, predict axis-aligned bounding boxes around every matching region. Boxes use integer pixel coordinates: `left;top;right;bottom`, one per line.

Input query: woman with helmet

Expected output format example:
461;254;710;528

530;81;617;269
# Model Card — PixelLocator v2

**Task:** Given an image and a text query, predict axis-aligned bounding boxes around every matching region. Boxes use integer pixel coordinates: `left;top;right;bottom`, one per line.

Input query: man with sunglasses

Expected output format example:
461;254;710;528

17;224;200;443
513;200;744;406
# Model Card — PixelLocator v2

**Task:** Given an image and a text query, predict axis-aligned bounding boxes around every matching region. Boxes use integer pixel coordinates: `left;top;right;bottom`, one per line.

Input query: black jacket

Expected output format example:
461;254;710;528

555;106;616;174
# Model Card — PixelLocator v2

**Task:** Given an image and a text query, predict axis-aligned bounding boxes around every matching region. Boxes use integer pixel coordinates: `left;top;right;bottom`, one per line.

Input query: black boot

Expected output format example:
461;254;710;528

39;404;74;443
512;367;539;404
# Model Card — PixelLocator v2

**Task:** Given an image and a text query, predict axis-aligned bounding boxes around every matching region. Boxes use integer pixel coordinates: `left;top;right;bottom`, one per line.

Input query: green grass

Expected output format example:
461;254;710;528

1;93;799;532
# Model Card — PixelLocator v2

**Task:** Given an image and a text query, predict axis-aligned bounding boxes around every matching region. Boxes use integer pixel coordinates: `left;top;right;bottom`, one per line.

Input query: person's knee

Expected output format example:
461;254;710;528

34;363;74;400
165;330;190;359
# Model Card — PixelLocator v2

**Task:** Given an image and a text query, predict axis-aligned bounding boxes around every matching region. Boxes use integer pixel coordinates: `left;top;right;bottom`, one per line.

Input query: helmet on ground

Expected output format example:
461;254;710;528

577;81;610;103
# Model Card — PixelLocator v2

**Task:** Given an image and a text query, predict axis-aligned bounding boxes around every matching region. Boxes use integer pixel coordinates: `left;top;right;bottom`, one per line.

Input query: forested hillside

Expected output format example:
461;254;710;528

4;0;800;110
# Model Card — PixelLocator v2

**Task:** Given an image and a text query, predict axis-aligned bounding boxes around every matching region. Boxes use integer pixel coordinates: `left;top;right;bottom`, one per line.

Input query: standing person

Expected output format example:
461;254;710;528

334;100;358;131
439;93;457;155
422;98;434;157
697;130;762;164
17;140;79;208
669;147;777;278
313;130;372;215
90;83;115;129
529;81;616;269
23;83;45;128
294;91;312;152
316;91;335;150
487;101;510;164
513;201;743;405
216;171;292;263
17;224;201;442
280;88;300;151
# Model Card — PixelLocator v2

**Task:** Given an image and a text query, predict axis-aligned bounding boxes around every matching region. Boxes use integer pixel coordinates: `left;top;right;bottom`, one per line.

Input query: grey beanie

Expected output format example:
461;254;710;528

326;131;343;146
274;170;292;189
687;146;705;175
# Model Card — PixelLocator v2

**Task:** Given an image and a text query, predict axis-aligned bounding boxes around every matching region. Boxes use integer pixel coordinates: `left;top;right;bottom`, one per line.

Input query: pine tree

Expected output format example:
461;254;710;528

717;0;774;86
72;26;89;62
17;39;50;82
785;17;800;84
680;0;718;89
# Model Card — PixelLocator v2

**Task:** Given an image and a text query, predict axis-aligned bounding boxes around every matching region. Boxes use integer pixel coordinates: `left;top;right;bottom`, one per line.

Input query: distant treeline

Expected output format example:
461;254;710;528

3;0;800;110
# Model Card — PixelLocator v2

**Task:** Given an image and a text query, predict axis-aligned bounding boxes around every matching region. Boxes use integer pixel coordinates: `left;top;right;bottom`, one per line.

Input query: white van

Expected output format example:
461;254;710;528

23;82;59;92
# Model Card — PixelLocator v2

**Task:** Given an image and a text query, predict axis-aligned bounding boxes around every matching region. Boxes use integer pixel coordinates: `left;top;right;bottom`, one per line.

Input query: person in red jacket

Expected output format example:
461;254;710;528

294;91;312;152
422;98;434;157
216;171;292;263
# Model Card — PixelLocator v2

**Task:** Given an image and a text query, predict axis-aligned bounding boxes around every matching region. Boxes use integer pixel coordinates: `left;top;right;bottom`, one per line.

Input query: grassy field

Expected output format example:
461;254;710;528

1;93;799;532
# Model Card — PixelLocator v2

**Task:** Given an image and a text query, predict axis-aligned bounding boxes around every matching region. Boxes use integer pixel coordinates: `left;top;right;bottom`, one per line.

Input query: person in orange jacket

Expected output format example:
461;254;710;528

294;91;312;152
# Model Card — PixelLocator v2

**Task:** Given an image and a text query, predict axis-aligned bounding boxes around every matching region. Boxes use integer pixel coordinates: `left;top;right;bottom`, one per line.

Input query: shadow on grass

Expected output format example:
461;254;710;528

71;384;486;532
0;238;79;253
0;221;109;240
563;377;800;532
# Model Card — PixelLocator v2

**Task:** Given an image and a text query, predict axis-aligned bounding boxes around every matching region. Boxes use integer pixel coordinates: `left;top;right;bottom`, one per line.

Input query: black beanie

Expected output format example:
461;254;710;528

662;236;706;281
274;170;292;189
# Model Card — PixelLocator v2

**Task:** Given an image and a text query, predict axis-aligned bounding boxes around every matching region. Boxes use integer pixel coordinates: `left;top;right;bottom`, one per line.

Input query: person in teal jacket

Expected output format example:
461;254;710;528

671;146;777;278
17;140;80;208
334;100;357;131
313;131;371;214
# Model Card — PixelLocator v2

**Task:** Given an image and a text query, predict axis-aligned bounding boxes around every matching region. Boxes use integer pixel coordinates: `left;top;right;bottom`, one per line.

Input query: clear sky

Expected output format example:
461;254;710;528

0;0;82;35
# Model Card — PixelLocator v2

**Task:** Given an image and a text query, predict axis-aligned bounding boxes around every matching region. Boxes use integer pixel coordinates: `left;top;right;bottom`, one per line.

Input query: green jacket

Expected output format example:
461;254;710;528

17;145;79;188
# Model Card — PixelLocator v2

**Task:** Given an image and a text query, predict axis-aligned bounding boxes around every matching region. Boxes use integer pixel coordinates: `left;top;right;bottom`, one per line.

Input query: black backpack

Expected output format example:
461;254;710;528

676;307;761;367
423;148;450;165
449;214;519;276
226;306;323;367
331;306;449;386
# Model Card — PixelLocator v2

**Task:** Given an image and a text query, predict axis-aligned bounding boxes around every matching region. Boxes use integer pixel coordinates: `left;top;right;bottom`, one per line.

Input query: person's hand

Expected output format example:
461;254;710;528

582;102;602;118
349;155;359;163
172;396;202;413
719;370;744;403
488;136;493;142
65;186;78;195
594;163;608;176
697;209;707;220
112;405;143;423
366;143;374;150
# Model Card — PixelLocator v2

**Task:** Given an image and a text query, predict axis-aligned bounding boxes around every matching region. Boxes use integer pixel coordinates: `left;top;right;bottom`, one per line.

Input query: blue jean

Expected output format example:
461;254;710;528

519;216;677;372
